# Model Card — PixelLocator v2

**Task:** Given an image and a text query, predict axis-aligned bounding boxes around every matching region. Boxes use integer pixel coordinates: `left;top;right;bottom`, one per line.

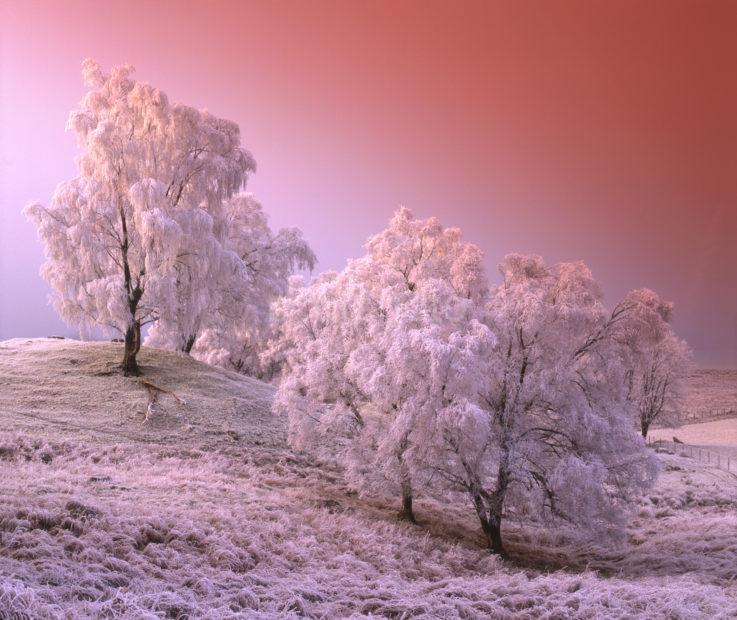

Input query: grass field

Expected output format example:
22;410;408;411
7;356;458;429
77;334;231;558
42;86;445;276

1;339;736;619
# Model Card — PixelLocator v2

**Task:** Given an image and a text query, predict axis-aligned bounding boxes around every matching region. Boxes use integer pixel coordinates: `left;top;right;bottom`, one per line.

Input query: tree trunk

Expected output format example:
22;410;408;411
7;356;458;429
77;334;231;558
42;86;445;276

396;436;416;522
133;321;141;354
641;419;650;439
484;502;505;556
471;490;506;556
182;334;196;354
122;321;142;376
470;461;508;556
484;521;504;555
398;479;416;522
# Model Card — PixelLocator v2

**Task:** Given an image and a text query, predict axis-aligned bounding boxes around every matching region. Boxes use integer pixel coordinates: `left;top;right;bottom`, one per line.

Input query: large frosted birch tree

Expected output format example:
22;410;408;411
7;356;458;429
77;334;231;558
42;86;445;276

26;60;255;374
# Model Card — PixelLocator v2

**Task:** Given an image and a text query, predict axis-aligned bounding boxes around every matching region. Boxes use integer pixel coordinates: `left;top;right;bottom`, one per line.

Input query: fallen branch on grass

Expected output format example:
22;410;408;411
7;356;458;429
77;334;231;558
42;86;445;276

141;379;185;404
141;379;185;423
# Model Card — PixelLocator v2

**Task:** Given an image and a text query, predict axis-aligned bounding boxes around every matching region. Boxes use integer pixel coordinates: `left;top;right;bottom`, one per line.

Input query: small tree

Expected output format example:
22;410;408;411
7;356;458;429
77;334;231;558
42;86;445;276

402;255;659;554
619;289;692;438
269;208;487;521
143;207;228;354
146;192;315;376
25;60;253;375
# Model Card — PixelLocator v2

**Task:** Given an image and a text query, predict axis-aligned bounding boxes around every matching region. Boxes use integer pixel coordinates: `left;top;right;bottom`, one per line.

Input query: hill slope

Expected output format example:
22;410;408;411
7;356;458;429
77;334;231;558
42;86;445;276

1;339;737;619
0;338;278;450
685;369;737;421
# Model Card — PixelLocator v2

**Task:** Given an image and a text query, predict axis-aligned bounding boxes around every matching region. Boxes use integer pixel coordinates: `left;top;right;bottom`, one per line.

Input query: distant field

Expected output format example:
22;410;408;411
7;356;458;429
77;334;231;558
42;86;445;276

684;369;737;422
648;371;737;460
650;418;737;461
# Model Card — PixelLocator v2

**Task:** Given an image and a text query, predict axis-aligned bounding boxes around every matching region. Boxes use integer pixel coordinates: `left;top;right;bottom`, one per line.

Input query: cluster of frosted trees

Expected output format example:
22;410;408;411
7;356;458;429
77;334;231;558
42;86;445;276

267;209;691;554
28;62;691;554
26;61;314;375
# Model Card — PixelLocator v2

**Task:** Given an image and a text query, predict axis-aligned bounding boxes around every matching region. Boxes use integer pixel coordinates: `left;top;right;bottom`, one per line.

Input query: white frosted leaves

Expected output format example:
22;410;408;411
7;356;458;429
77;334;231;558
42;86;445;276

272;209;667;550
25;60;305;367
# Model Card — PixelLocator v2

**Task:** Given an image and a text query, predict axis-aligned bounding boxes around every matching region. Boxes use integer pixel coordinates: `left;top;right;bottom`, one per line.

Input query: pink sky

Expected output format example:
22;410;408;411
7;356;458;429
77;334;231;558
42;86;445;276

1;0;735;366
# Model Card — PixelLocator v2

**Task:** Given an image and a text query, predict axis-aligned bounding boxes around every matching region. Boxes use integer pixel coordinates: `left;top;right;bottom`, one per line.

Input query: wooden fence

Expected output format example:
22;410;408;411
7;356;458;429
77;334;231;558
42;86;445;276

648;437;736;476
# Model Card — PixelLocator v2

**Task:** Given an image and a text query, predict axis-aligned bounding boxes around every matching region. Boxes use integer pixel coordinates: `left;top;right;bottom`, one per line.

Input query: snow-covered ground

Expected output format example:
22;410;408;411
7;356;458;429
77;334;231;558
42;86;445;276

650;419;737;467
651;418;737;451
1;339;737;619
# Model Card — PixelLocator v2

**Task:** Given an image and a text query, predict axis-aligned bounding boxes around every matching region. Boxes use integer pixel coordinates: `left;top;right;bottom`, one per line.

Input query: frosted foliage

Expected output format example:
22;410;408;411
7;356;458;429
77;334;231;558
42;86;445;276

24;60;254;365
619;289;692;437
192;194;315;376
269;208;489;515
273;228;661;552
145;192;314;376
396;254;659;552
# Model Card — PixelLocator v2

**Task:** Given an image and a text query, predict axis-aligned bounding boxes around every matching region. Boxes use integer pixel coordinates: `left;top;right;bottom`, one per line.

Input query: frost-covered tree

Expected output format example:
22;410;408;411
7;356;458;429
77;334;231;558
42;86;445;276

25;60;254;375
269;208;487;521
272;210;658;552
618;289;692;438
146;193;315;375
143;208;228;354
400;255;659;554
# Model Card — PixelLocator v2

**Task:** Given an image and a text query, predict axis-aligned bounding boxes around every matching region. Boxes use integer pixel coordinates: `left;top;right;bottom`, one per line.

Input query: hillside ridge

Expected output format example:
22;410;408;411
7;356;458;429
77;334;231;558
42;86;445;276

0;338;280;450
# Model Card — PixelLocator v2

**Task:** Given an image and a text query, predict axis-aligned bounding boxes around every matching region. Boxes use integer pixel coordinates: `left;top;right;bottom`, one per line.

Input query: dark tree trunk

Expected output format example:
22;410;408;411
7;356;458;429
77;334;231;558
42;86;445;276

116;199;144;377
641;419;650;439
182;334;196;354
396;442;416;522
470;462;509;556
398;479;416;522
122;320;142;376
179;334;197;355
471;491;506;556
133;321;141;354
485;521;504;555
484;503;505;555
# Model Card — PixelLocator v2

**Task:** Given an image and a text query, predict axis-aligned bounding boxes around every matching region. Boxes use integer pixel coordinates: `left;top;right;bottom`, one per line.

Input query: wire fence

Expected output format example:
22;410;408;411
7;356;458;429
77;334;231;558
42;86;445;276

648;437;736;476
684;408;737;423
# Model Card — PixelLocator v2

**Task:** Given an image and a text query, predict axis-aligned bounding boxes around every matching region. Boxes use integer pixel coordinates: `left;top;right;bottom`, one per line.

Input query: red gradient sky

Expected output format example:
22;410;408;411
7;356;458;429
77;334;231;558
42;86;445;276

1;0;736;366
